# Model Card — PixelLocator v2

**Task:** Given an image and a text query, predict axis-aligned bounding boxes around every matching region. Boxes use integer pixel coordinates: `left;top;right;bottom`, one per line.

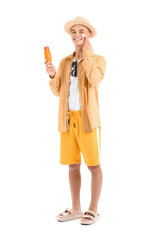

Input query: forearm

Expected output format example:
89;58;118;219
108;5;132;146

48;60;62;96
49;74;60;97
82;50;106;87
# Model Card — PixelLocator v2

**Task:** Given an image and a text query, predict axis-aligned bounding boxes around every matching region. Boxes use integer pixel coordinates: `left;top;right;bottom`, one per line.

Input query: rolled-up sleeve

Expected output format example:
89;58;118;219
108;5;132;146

82;50;106;87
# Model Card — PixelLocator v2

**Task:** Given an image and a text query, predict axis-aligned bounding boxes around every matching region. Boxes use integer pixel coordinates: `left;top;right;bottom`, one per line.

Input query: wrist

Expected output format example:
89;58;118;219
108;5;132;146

83;49;94;58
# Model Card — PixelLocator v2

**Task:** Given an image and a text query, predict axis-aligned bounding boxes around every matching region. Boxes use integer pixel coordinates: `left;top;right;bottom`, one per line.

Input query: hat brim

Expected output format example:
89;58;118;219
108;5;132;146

64;20;97;38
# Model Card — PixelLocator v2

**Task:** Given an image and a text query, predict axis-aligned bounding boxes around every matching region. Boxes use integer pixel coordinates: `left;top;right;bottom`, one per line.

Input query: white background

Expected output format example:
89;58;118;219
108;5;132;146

0;0;160;239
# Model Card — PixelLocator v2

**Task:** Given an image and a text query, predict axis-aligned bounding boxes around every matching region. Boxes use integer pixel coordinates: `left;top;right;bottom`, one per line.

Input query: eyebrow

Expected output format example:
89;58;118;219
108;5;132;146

71;29;85;32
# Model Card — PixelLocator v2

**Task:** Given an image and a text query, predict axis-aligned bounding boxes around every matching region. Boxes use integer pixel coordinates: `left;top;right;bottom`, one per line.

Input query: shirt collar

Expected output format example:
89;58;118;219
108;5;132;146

67;51;76;60
67;51;83;61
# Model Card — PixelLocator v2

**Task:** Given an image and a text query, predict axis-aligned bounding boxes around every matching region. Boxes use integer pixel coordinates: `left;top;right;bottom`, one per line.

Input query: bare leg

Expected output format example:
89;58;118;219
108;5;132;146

58;163;83;218
81;164;103;221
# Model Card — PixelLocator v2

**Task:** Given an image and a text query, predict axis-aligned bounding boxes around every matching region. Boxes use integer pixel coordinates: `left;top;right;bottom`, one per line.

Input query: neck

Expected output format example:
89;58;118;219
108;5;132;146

74;46;83;59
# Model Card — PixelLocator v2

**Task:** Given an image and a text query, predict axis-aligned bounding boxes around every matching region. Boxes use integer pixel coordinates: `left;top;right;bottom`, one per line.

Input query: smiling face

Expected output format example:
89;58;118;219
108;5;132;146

70;24;91;46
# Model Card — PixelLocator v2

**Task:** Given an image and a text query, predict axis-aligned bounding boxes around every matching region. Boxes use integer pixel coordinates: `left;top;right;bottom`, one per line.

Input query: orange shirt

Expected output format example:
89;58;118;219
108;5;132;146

49;49;107;132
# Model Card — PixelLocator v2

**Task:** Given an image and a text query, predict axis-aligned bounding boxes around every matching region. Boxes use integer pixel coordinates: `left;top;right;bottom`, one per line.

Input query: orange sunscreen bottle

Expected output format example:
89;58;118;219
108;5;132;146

44;46;52;62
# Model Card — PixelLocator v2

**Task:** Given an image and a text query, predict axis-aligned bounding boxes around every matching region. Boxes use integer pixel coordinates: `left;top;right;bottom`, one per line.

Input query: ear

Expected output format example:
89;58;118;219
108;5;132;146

88;32;92;39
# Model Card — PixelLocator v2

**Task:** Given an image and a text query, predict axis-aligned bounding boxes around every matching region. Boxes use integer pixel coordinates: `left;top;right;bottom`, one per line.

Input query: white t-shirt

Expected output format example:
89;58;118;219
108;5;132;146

69;58;83;110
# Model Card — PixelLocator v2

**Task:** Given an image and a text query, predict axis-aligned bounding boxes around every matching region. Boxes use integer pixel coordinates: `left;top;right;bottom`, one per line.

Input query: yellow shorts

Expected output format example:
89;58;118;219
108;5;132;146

60;110;101;166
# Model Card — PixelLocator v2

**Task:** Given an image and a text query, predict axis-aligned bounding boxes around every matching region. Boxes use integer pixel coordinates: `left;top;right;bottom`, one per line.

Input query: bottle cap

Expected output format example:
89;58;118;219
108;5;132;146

44;46;49;51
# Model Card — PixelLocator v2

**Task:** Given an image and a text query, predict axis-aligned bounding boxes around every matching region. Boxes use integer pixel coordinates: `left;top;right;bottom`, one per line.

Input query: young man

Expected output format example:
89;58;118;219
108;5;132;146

44;16;106;225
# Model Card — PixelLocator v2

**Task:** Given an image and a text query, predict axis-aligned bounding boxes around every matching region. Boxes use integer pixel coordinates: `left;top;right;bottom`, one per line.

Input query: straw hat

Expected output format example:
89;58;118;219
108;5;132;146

64;16;97;38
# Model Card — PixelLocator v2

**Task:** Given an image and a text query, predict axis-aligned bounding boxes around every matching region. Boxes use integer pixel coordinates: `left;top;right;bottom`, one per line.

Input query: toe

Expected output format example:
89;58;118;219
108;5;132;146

58;211;71;218
82;218;90;221
58;214;64;217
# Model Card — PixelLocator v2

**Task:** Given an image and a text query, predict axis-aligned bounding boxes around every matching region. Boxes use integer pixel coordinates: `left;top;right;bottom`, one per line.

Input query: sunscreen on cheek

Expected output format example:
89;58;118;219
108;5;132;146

82;33;87;40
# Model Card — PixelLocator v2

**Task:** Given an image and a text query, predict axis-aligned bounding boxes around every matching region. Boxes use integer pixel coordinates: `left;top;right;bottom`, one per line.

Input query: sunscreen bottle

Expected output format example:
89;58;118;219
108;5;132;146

44;46;52;62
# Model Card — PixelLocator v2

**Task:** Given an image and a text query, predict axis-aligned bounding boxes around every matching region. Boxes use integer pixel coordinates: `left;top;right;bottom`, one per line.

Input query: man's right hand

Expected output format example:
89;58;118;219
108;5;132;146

44;60;56;78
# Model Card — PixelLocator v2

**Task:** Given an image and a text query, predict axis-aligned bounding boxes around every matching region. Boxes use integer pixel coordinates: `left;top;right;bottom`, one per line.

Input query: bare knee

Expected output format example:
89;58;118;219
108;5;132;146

87;164;101;173
69;163;81;171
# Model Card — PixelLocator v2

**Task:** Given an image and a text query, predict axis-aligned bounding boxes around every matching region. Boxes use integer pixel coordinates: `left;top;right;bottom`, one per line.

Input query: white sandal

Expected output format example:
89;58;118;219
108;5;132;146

56;208;83;222
80;210;101;225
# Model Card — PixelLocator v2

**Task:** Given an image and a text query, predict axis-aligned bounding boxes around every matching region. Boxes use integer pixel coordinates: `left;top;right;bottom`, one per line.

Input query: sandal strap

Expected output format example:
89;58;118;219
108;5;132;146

64;208;72;214
57;208;72;217
84;210;97;218
58;208;82;217
64;208;77;215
